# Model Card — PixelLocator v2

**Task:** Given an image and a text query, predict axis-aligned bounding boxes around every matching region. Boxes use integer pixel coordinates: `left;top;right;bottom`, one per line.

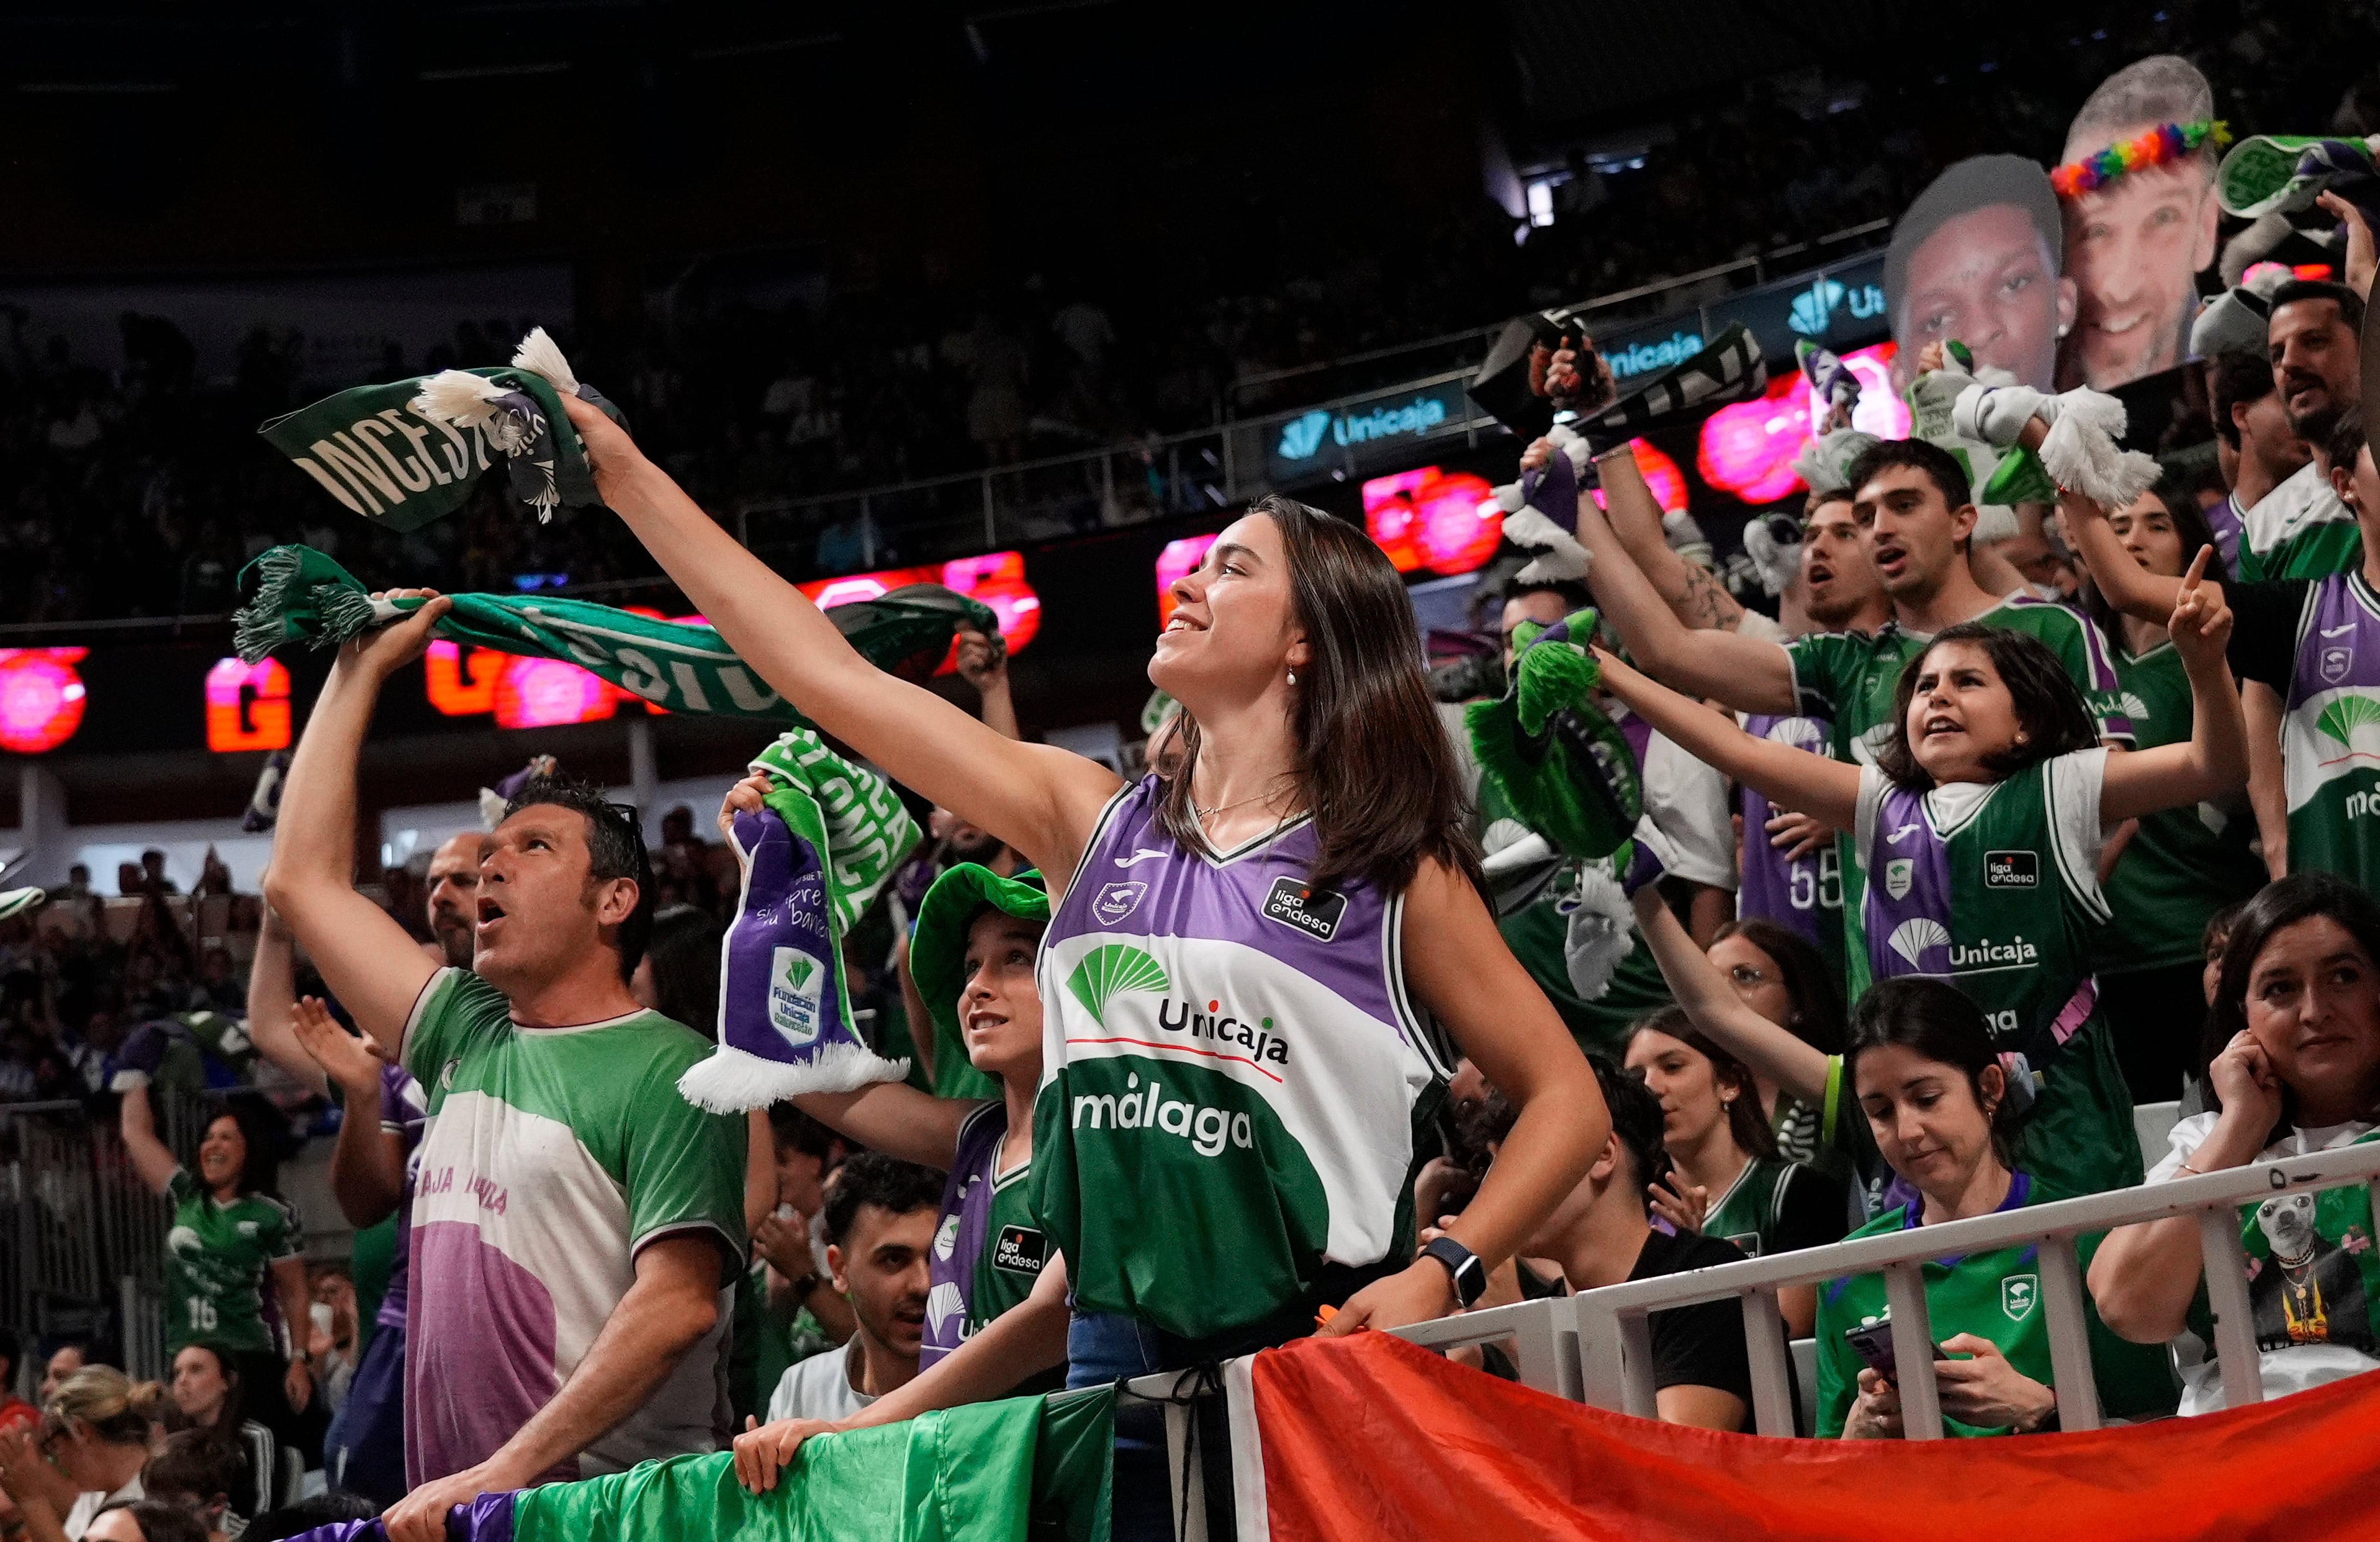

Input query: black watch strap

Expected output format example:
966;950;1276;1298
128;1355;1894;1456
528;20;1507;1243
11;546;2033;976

1422;1235;1488;1308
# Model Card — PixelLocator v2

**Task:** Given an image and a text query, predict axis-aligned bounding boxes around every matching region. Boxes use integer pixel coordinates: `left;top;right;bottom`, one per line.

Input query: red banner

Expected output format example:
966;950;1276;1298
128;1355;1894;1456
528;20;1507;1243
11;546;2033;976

1246;1332;2380;1541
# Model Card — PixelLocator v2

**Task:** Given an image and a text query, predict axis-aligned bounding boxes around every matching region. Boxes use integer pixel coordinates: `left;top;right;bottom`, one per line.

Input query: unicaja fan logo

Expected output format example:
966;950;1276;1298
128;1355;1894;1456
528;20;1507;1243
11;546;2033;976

1887;918;1951;967
1278;411;1332;461
1065;944;1171;1029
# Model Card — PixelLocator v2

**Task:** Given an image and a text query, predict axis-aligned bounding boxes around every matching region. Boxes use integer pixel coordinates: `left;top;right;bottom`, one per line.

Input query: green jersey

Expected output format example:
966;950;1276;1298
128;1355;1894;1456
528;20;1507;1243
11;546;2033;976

1700;1156;1854;1260
1784;595;2130;999
163;1168;302;1356
1814;1172;2176;1436
2094;642;2266;973
1855;753;2142;1198
2235;460;2362;582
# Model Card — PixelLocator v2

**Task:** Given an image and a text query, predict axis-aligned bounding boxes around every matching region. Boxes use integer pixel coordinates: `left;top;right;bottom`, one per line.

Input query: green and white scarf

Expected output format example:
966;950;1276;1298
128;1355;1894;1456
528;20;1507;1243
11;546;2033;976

233;544;997;723
257;328;619;527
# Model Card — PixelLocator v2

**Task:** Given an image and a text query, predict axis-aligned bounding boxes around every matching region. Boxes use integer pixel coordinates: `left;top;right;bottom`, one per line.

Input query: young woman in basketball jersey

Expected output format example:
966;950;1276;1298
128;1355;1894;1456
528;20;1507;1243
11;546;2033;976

1592;551;2247;1200
564;400;1603;1499
1623;1008;1854;1333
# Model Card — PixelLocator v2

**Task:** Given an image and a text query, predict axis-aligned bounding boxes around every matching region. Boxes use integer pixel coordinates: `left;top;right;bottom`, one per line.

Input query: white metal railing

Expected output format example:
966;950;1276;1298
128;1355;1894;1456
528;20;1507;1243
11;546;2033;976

1136;1138;2380;1538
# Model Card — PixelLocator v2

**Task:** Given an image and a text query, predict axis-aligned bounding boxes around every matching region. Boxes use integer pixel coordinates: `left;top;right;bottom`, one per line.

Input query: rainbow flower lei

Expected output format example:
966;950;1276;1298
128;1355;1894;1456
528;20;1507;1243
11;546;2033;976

2051;119;2230;197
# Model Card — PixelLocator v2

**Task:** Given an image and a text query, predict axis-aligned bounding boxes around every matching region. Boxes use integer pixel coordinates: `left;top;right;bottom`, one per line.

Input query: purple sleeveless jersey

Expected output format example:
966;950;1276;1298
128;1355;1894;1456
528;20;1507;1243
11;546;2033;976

1736;713;1836;954
377;1063;429;1329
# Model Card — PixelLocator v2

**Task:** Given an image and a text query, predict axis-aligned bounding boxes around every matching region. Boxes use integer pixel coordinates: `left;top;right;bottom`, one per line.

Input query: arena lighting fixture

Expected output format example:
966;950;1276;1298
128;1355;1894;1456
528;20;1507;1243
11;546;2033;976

0;648;88;754
1361;467;1500;575
204;658;292;753
1696;342;1908;505
425;554;1042;728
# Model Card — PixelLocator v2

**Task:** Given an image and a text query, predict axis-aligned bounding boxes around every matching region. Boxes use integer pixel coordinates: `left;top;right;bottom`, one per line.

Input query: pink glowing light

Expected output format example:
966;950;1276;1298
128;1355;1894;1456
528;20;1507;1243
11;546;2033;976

495;656;619;729
1696;341;1906;505
1155;534;1220;629
0;648;88;754
1362;466;1500;576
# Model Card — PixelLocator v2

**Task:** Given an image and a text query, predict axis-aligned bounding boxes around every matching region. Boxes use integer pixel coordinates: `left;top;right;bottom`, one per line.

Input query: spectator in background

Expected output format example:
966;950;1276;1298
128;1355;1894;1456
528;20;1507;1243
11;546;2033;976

37;1349;86;1407
762;1155;940;1425
140;1430;242;1542
4;1368;165;1542
421;834;485;970
79;1502;207;1542
139;854;178;898
165;1346;279;1521
2091;873;2380;1412
1468;1063;1757;1432
115;1088;312;1453
2206;348;2311;581
0;1333;34;1439
1623;1008;1854;1335
305;1267;359;1416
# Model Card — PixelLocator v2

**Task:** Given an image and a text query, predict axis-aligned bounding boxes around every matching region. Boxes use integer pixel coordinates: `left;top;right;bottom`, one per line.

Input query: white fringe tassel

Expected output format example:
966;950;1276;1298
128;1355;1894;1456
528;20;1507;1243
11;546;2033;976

510;327;582;395
675;1037;911;1115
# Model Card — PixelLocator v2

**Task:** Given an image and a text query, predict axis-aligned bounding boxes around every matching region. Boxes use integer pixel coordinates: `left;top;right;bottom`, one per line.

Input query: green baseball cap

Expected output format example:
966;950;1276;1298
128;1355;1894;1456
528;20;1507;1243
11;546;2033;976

909;864;1050;1093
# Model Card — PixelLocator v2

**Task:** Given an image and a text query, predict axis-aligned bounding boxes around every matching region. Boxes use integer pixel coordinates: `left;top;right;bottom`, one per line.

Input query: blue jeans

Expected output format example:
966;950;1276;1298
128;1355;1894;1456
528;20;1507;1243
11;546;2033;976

1067;1312;1172;1542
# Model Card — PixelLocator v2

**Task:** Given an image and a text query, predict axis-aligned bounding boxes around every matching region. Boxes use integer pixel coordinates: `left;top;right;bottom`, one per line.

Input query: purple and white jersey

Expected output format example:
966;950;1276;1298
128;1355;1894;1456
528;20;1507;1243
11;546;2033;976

921;1099;1007;1369
376;1064;430;1330
1030;775;1449;1340
1736;711;1842;967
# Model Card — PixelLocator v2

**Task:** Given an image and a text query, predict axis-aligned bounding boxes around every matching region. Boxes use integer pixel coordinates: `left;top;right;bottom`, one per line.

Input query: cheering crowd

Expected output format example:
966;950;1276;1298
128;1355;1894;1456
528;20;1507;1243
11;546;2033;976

12;73;2380;1542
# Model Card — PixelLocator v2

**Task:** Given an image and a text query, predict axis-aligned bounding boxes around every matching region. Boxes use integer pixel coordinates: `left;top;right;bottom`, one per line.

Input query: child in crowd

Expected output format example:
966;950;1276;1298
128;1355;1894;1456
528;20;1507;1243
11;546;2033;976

1595;561;2247;1202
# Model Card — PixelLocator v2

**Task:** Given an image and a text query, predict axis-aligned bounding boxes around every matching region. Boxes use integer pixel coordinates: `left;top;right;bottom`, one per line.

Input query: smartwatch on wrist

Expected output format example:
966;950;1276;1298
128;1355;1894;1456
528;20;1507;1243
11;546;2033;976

1421;1235;1488;1308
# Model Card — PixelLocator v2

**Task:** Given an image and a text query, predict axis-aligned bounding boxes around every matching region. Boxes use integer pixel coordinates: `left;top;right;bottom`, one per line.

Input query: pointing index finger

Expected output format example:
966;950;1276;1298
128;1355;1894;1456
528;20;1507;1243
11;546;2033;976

2181;544;2213;593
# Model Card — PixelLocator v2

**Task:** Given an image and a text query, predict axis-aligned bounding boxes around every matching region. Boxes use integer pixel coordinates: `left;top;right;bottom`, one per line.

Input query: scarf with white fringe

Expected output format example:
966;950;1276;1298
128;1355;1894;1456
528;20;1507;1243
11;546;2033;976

258;328;621;527
233;544;998;723
678;728;919;1111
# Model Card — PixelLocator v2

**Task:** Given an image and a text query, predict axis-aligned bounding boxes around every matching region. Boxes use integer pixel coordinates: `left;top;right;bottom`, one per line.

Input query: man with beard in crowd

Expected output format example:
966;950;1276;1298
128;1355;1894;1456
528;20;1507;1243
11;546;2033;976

2236;282;2366;581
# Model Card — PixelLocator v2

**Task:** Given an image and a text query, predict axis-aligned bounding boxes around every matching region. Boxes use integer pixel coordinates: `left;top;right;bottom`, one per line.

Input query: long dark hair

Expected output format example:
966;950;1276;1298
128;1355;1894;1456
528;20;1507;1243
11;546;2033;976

2204;873;2380;1127
1156;495;1483;898
1627;1006;1779;1161
1846;976;2021;1171
174;1341;246;1429
1710;918;1848;1055
201;1093;289;1199
2079;484;2222;644
1873;623;2099;791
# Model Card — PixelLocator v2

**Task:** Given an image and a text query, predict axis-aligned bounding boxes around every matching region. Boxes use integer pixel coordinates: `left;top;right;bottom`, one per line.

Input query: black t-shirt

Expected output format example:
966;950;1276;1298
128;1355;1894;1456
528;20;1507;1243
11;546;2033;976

2217;577;2312;694
1771;1162;1861;1255
1629;1228;1756;1415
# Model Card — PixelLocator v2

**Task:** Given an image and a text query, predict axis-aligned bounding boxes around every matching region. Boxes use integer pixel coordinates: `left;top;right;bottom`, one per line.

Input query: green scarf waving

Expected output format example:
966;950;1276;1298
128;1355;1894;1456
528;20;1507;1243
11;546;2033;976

234;544;996;723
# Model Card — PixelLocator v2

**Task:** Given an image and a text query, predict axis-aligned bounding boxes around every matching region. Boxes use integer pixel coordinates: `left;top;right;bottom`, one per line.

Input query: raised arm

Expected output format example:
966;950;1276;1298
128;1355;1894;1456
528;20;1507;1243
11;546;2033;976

259;602;448;1060
2099;552;2248;823
558;396;1119;890
1630;888;1830;1104
791;1082;976;1173
242;908;327;1099
289;997;405;1229
1569;492;1798;711
2244;681;2289;878
2057;488;2186;626
117;1080;181;1196
1593;649;1861;830
1592;443;1744;631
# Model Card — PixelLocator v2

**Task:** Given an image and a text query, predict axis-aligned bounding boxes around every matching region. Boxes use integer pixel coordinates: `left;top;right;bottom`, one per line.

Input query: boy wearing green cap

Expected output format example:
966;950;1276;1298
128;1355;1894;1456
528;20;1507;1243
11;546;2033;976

757;848;1060;1387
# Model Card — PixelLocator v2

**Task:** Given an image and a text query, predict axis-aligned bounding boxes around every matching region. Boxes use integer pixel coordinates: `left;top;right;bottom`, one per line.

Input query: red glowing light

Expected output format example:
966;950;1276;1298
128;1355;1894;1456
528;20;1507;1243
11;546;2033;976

1696;341;1906;505
796;552;1041;673
1361;467;1500;575
205;658;291;752
0;648;88;754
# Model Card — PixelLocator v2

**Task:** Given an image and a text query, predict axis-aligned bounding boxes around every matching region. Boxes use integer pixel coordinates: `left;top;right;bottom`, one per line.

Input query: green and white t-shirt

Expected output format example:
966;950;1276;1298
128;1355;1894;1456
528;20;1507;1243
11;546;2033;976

400;969;746;1486
2234;460;2361;582
1783;595;2130;998
163;1169;302;1357
2094;642;2266;975
1814;1173;2176;1436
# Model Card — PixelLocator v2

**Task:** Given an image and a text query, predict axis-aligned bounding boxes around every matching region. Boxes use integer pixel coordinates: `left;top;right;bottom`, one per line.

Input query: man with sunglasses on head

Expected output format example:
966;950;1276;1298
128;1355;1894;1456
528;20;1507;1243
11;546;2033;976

263;592;746;1542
